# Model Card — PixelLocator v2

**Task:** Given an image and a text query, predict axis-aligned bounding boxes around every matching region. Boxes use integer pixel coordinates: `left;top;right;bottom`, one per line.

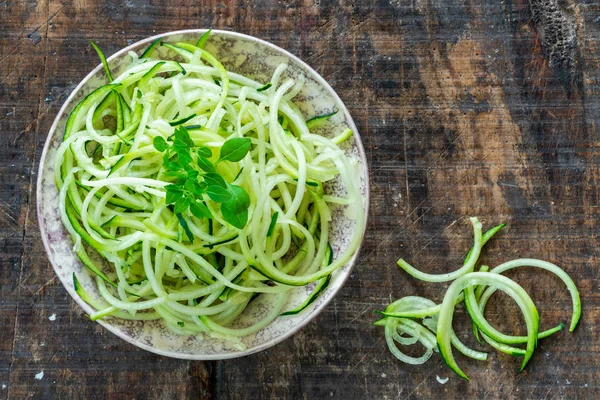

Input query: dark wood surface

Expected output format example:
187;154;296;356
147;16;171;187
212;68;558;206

2;0;600;398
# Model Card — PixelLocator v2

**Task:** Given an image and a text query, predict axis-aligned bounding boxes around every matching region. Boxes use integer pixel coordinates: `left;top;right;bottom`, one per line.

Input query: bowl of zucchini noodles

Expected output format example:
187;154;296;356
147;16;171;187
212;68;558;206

37;29;369;359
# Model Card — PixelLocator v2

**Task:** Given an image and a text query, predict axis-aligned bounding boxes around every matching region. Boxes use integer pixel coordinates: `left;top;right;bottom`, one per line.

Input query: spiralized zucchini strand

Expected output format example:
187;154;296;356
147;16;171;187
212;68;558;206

375;219;581;380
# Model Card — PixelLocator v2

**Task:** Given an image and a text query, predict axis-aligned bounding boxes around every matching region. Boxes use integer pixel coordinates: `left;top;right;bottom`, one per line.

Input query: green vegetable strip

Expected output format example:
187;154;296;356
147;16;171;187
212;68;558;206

488;259;581;332
306;110;337;129
380;297;438;364
385;319;435;365
437;272;540;380
464;258;579;345
464;223;506;263
196;29;212;48
140;38;162;59
474;274;566;356
397;217;483;283
374;294;464;319
281;270;331;316
471;265;489;344
377;296;487;362
377;220;580;379
90;41;114;82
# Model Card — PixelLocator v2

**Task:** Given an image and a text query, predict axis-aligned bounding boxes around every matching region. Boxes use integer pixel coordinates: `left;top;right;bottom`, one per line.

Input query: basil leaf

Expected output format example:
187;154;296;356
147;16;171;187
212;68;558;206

226;184;251;211
197;146;212;158
190;202;212;219
174;196;191;213
166;191;180;205
166;184;183;193
176;148;193;167
173;125;194;148
187;169;199;180
163;153;183;171
164;170;187;180
184;178;204;196
153;136;169;152
203;172;227;188
221;184;250;229
197;156;215;173
173;139;190;155
221;202;248;229
207;185;232;203
218;137;251;163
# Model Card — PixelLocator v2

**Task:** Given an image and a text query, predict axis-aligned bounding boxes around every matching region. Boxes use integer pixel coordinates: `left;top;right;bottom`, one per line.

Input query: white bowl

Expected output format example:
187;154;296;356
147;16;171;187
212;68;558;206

37;29;369;359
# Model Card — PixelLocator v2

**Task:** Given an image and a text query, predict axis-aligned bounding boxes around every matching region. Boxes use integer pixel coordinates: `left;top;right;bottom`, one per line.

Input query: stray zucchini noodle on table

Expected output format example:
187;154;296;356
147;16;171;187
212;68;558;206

374;218;581;380
55;31;365;346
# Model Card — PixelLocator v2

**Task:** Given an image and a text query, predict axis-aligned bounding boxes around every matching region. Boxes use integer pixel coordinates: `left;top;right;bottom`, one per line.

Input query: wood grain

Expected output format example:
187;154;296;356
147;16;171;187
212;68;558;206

2;0;600;398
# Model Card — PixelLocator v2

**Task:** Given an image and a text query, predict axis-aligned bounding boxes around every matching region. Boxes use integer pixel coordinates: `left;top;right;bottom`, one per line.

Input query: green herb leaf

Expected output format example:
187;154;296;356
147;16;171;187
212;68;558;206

177;321;185;327
197;147;212;158
165;184;183;193
184;178;204;196
163;153;183;171
226;184;251;210
218;137;251;163
165;184;183;204
173;126;194;148
174;196;191;213
221;184;251;229
221;202;248;229
190;202;212;219
175;213;194;243
164;170;187;180
207;185;232;203
203;172;227;188
175;148;193;167
197;156;215;173
155;125;251;236
153;136;169;152
173;139;191;155
187;169;199;180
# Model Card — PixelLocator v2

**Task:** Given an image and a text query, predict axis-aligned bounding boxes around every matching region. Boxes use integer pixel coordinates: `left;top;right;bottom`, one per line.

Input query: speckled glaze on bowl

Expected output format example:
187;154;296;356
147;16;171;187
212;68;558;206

37;29;369;360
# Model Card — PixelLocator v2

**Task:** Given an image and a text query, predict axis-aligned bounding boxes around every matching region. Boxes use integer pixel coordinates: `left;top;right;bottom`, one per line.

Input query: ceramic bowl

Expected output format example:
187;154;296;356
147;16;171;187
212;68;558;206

37;29;369;359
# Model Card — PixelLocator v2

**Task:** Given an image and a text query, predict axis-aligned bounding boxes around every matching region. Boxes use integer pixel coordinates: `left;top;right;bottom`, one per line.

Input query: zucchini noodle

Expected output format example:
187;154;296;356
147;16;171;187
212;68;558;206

57;36;364;346
374;218;581;380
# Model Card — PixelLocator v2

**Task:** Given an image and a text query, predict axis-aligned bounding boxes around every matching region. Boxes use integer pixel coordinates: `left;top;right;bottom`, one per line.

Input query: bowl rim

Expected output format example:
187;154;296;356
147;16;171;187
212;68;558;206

36;28;370;360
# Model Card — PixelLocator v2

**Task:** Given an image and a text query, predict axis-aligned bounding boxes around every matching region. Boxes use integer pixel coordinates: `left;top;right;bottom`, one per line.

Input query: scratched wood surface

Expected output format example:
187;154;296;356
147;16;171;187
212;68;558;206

2;0;600;398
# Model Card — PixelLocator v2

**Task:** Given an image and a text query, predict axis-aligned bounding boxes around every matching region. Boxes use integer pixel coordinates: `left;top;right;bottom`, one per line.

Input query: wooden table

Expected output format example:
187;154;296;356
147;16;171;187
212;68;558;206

2;0;599;398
